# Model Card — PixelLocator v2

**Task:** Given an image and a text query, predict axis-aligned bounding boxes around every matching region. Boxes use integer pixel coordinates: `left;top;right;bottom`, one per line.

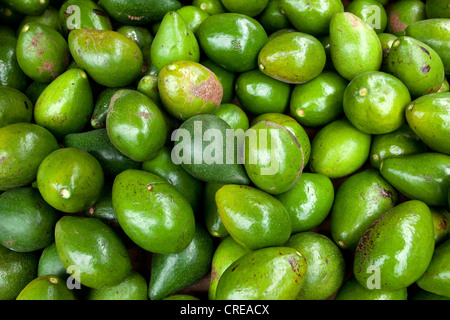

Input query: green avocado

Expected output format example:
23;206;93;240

330;169;398;250
412;289;450;300
116;25;153;49
63;128;141;178
106;89;167;162
215;184;292;250
215;246;307;300
90;86;132;129
17;6;62;35
200;59;236;104
177;5;210;33
0;123;59;189
16;22;70;83
54;215;132;289
0;86;33;128
220;0;268;17
285;232;345;300
329;12;382;81
281;0;344;37
0;245;38;300
148;224;213;300
112;169;195;254
335;277;407;300
59;0;112;35
97;0;181;25
290;70;348;127
439;77;449;92
172;114;250;185
84;186;121;233
416;239;450;298
370;123;427;169
150;11;200;72
203;182;228;238
24;81;48;105
380;153;450;207
0;33;28;91
354;200;435;291
276;173;334;234
34;68;93;139
430;207;450;246
196;13;268;73
235;69;291;115
0;188;59;252
406;19;450;77
0;3;23;26
309;118;371;179
37;242;68;280
405;92;450;155
163;294;200;300
345;0;387;34
258;31;326;84
141;146;204;212
343;71;411;134
86;271;147;300
250;113;311;166
426;0;450;18
68;28;143;87
243;120;304;195
387;36;445;98
36;147;104;213
1;0;50;15
259;0;292;34
137;75;161;107
214;104;249;132
208;235;251;300
157;61;223;121
192;0;226;15
16;275;76;300
386;0;426;36
378;32;397;73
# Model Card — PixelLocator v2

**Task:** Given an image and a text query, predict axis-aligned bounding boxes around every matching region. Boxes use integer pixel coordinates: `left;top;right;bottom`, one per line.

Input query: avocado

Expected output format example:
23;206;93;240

259;0;292;34
37;242;68;280
59;0;112;35
335;277;407;300
203;182;228;238
86;271;147;300
386;0;426;36
214;104;249;132
345;0;387;34
1;0;50;15
200;59;236;104
16;275;76;300
176;5;210;33
0;86;33;128
0;33;28;91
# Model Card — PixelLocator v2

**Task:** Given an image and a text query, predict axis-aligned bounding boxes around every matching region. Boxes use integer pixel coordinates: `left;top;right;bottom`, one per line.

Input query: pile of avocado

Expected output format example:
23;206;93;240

0;0;449;301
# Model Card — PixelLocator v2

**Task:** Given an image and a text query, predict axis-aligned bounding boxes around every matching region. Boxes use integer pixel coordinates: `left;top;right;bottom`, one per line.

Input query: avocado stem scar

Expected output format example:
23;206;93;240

49;277;58;284
22;25;30;33
359;88;368;96
147;184;153;191
59;188;71;199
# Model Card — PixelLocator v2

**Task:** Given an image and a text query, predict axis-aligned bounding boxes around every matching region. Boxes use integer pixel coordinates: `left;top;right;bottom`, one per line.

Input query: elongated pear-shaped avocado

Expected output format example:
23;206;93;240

68;28;143;87
150;11;200;72
148;224;213;300
215;247;307;300
329;12;382;81
215;184;291;250
380;153;450;207
405;92;450;155
172;114;250;185
112;169;196;254
16;275;76;300
54;216;132;289
388;36;445;97
34;68;93;139
354;200;435;291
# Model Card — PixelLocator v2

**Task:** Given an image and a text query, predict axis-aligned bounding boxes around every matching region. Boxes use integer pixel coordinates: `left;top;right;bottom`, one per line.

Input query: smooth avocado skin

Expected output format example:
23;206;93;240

37;242;68;280
378;32;398;73
329;12;382;81
68;28;143;88
215;184;292;250
405;19;450;77
16;275;76;300
220;0;269;17
330;169;398;250
176;5;210;33
203;182;228;238
281;0;344;37
0;188;59;252
112;169;196;254
0;123;59;189
157;61;223;121
196;13;268;73
259;0;293;34
106;89;167;162
0;34;28;91
290;70;348;128
431;207;450;246
426;0;450;19
354;200;435;291
141;146;204;213
215;247;307;300
0;86;33;128
416;239;450;298
285;232;345;300
369;124;427;169
276;173;334;233
86;271;148;300
192;0;226;15
243;120;304;195
345;0;387;34
54;215;132;289
1;0;50;16
16;22;70;83
34;68;93;139
309;119;371;179
379;153;450;207
343;71;411;135
148;224;214;300
335;277;407;300
387;36;445;98
405;92;450;155
386;0;426;36
258;31;326;84
208;235;251;300
59;0;112;35
0;246;38;300
214;103;249;131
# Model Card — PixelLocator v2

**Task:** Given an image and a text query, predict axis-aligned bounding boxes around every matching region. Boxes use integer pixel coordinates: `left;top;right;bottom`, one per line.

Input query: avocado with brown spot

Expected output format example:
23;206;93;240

386;0;426;36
